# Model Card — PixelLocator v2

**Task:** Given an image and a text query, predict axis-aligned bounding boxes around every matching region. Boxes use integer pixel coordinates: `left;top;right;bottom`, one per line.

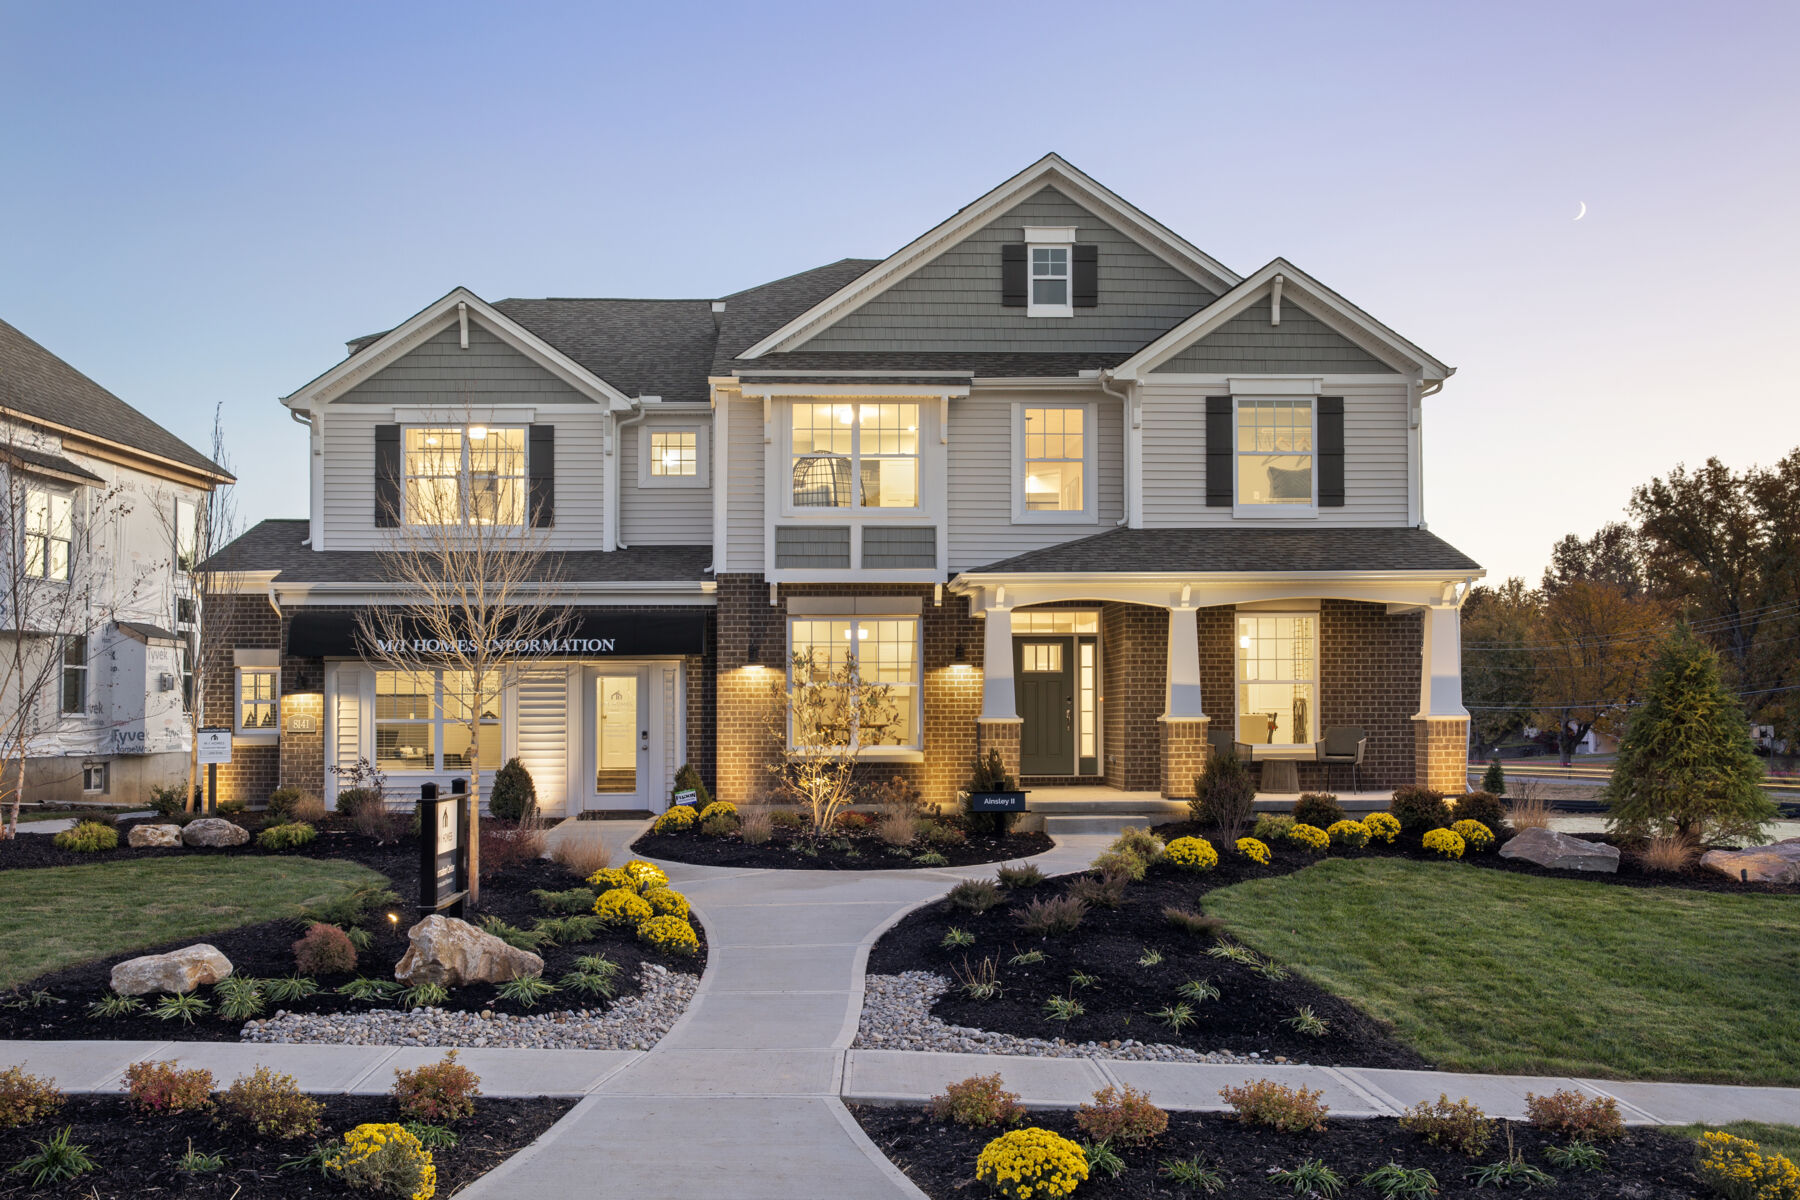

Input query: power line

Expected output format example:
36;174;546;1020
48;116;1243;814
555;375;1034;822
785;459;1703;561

1464;681;1800;711
1463;600;1800;653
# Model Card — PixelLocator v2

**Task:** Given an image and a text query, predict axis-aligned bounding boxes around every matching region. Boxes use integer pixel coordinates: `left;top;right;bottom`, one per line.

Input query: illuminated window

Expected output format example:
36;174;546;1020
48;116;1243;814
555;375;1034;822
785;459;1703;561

1011;610;1099;634
24;485;73;581
1236;614;1318;746
650;431;697;477
1236;400;1314;509
790;402;918;509
404;426;526;525
237;668;278;732
787;616;919;750
1022;406;1086;513
375;669;500;771
1020;643;1063;673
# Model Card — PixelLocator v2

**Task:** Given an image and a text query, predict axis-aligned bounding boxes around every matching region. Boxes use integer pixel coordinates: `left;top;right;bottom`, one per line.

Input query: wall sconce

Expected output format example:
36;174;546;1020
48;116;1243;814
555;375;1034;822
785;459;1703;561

746;641;760;665
954;644;968;664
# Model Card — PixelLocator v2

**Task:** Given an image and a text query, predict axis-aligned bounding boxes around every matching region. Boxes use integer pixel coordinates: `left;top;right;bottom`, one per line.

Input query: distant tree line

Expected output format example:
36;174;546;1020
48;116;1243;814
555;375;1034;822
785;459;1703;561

1462;449;1800;763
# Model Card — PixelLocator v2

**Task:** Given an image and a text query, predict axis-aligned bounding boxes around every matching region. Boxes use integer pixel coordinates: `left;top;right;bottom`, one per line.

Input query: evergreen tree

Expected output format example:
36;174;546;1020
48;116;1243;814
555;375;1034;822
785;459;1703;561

1481;758;1507;796
1603;625;1775;844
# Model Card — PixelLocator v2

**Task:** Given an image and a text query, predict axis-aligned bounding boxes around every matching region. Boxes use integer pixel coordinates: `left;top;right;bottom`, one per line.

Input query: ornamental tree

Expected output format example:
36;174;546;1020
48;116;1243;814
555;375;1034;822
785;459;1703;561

1603;624;1775;845
761;647;901;835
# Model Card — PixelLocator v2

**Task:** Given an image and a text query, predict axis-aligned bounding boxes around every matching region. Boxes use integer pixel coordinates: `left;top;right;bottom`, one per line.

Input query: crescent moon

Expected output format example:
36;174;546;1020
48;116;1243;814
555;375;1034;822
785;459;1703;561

1574;201;1587;221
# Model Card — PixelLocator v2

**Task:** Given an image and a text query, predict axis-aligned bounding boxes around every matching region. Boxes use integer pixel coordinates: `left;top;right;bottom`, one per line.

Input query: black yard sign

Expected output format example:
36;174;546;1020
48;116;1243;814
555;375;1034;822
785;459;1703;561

417;781;469;917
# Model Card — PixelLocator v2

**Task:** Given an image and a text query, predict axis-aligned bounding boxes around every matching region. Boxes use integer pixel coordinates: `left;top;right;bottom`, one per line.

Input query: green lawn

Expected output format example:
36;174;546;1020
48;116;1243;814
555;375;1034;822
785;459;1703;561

1204;857;1800;1085
1664;1122;1800;1160
0;857;387;990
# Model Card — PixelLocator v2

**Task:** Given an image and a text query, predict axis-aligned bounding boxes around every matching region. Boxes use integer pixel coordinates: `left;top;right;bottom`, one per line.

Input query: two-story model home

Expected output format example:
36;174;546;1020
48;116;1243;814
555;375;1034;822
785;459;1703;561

0;317;232;806
205;155;1482;815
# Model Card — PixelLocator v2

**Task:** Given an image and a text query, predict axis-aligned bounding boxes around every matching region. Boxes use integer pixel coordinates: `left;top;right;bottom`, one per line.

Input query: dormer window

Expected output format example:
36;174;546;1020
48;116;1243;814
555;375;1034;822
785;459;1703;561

1024;226;1076;317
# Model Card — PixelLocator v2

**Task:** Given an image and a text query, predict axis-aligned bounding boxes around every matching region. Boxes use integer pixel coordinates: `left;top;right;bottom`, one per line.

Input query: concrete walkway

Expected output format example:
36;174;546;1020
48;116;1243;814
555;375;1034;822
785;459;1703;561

7;829;1800;1197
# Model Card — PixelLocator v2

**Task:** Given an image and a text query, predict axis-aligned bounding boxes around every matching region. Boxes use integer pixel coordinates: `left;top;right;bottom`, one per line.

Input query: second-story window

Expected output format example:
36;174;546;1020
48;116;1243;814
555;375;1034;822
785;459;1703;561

404;426;526;526
1023;406;1085;512
24;484;73;581
175;497;199;571
61;635;87;715
1236;399;1315;510
790;403;918;510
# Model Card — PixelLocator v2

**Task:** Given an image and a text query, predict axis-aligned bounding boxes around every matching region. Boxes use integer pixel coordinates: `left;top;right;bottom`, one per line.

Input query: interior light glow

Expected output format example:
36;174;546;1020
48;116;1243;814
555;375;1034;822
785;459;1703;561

468;424;488;441
1239;635;1252;650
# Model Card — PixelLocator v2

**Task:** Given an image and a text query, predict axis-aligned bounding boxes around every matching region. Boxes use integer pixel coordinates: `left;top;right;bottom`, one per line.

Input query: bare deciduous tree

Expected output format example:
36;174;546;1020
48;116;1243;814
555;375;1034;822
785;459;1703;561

357;417;573;906
760;647;901;835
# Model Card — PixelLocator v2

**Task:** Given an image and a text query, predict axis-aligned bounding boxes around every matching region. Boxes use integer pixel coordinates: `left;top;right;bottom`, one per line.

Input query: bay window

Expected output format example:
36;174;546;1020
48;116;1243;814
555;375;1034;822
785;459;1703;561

404;426;526;525
787;616;919;750
1236;399;1314;510
1236;614;1317;746
790;402;918;510
375;669;500;772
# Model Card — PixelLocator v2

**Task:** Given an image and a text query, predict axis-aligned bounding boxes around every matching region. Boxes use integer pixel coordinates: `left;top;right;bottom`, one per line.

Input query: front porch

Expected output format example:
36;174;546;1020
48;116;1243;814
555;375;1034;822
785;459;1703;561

1016;782;1401;836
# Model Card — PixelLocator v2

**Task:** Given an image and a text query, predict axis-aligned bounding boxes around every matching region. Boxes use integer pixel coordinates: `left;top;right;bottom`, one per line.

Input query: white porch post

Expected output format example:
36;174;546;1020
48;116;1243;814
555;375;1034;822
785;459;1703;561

981;602;1016;720
1163;604;1205;720
1415;603;1468;719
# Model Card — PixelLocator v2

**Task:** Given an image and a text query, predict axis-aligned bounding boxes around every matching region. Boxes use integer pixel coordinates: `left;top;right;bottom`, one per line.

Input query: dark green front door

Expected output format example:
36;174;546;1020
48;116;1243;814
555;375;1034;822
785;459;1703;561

1016;637;1074;775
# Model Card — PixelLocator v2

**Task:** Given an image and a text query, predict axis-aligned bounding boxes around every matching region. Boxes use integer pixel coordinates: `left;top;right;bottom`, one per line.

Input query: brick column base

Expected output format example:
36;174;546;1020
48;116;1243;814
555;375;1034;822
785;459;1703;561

976;719;1023;783
1159;718;1209;800
1413;717;1470;794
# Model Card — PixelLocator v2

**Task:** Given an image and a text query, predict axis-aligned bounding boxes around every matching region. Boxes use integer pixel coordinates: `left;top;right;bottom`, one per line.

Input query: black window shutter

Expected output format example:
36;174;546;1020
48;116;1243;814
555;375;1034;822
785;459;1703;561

1205;397;1233;507
1318;397;1345;507
529;424;555;527
1072;244;1098;307
1001;243;1027;306
374;424;401;527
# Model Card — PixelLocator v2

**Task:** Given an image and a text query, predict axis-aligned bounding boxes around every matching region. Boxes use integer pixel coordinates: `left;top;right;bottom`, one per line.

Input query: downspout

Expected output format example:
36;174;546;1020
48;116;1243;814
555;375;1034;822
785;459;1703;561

290;406;320;548
1097;369;1133;526
608;399;648;550
265;584;283;620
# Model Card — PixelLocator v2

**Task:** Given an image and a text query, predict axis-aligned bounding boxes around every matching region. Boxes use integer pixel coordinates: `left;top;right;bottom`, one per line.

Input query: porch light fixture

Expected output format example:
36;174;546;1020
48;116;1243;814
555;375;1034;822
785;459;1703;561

954;644;967;663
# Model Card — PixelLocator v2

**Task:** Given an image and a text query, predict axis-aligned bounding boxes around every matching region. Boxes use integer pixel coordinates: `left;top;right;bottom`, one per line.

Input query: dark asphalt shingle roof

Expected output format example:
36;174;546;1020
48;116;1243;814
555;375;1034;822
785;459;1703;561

0;443;106;485
493;298;719;404
961;526;1482;576
204;519;713;584
0;317;229;479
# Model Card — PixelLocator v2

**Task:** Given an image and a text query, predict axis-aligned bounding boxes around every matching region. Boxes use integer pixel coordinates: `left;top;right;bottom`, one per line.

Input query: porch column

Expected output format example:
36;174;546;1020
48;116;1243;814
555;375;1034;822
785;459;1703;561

1160;604;1209;800
977;601;1023;780
1413;603;1470;794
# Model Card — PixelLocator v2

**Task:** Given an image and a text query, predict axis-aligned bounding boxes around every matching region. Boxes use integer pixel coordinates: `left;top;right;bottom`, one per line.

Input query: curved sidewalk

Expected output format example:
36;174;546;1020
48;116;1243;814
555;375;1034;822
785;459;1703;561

6;831;1800;1198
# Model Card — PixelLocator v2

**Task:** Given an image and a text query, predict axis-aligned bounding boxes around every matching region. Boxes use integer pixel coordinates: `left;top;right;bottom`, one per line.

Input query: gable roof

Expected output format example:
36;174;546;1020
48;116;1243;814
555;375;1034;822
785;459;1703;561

282;288;640;412
736;154;1242;360
494;298;719;404
0;316;230;482
1114;258;1453;382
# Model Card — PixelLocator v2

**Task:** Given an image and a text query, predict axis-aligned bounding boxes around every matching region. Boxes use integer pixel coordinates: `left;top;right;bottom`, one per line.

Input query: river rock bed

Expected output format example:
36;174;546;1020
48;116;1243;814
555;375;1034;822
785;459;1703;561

856;970;1269;1064
241;962;696;1049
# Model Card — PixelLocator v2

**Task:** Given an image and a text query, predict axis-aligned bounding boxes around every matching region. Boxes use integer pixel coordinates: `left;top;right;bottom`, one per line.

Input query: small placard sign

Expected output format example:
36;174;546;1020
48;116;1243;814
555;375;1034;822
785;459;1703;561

196;727;232;766
966;790;1027;814
285;713;319;734
673;789;699;807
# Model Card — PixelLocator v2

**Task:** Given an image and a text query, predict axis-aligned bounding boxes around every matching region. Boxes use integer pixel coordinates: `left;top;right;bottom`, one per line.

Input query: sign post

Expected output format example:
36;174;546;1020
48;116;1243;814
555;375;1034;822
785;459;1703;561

196;727;232;815
417;782;468;919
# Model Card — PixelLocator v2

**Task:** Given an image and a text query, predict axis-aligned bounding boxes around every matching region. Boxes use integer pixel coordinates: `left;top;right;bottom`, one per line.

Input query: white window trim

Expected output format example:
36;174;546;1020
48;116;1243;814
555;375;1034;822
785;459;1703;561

637;424;710;488
401;423;530;529
1010;400;1098;524
24;482;75;583
1235;611;1320;746
1026;238;1074;318
784;612;923;758
235;666;279;740
780;399;924;517
1232;395;1319;519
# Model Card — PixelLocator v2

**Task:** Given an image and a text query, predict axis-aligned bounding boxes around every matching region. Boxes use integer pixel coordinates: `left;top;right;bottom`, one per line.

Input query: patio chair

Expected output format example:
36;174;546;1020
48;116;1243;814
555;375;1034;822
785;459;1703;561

1207;726;1250;761
1316;726;1368;792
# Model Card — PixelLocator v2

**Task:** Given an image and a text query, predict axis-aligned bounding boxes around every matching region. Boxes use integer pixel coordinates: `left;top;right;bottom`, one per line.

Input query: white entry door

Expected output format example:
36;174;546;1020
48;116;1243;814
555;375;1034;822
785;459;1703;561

587;667;648;810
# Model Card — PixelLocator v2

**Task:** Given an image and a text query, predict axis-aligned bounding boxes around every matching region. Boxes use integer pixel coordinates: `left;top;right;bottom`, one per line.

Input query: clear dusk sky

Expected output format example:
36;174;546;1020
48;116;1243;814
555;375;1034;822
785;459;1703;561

3;1;1796;584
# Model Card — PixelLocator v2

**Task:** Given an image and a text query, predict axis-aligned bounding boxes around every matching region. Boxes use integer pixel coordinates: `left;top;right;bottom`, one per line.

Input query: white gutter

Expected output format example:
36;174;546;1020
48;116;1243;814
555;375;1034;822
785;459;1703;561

1096;369;1135;527
604;398;648;551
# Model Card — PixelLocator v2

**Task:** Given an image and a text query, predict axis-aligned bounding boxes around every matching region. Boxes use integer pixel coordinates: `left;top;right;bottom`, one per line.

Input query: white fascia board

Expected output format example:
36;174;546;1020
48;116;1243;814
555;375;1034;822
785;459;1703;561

947;569;1485;610
1112;260;1454;384
281;288;637;413
738;382;970;399
738;154;1242;359
270;580;718;607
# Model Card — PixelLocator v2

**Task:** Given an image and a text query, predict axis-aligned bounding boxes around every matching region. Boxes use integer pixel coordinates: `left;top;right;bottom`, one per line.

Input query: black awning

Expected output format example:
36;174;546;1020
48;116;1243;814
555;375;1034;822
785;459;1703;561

287;609;709;659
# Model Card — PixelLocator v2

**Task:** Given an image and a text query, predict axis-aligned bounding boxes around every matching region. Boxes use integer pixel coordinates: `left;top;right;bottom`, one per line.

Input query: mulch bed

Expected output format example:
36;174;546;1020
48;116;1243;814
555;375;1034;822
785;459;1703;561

0;815;706;1040
0;1093;571;1198
632;826;1052;871
867;849;1425;1068
1151;818;1800;896
853;1104;1705;1199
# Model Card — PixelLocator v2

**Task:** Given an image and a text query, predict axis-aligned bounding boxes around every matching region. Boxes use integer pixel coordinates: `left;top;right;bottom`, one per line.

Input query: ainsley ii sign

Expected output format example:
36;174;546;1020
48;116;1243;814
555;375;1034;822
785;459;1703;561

288;611;708;659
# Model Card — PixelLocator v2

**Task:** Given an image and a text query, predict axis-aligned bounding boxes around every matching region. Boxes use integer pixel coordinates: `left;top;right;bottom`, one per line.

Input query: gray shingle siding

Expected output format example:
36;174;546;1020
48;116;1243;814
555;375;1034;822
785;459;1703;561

774;525;851;569
798;188;1213;355
861;526;937;569
1151;299;1393;374
337;323;588;401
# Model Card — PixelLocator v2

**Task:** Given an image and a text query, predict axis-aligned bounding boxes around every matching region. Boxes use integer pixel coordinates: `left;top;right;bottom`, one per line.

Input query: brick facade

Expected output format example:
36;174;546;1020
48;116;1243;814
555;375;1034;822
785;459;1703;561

1414;717;1470;794
1158;718;1209;799
1100;602;1165;791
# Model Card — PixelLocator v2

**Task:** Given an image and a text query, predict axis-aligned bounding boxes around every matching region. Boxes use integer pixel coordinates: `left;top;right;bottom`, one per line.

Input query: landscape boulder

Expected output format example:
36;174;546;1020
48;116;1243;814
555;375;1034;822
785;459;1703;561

110;944;233;995
181;818;249;848
1497;826;1621;873
127;823;183;848
1700;838;1800;885
394;914;544;987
